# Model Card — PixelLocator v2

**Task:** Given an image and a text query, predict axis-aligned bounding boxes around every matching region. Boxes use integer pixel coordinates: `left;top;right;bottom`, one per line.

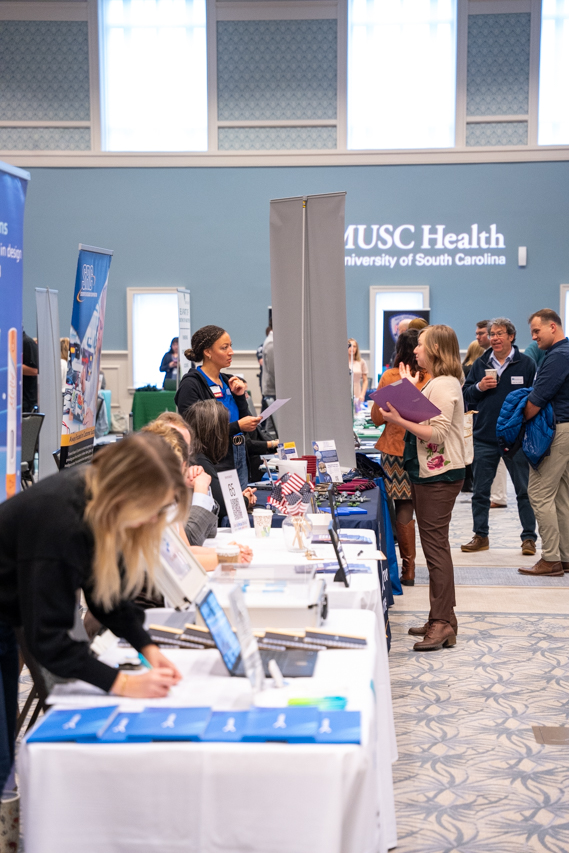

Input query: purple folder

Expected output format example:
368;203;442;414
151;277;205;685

370;378;441;423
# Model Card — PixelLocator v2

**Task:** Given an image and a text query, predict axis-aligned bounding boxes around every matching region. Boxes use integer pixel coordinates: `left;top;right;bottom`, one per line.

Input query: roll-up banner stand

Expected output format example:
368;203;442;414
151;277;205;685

177;288;192;382
60;245;113;468
36;288;62;479
0;162;30;502
270;192;355;468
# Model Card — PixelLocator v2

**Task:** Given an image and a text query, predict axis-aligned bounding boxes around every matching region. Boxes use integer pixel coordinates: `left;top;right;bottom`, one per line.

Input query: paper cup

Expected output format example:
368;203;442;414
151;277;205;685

485;368;498;381
0;791;19;853
253;508;272;538
215;543;240;563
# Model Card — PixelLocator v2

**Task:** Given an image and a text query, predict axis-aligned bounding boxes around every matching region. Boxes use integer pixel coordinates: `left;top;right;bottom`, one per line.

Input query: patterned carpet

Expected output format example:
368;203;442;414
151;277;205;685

414;566;569;587
390;612;569;853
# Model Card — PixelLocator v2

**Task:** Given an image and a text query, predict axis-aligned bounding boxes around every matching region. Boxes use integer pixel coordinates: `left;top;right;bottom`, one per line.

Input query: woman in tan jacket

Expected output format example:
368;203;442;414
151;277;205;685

371;330;430;586
378;325;465;652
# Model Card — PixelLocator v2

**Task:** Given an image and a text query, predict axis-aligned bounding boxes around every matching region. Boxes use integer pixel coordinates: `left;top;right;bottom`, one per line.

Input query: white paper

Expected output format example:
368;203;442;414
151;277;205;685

218;469;250;532
258;398;290;423
313;440;343;484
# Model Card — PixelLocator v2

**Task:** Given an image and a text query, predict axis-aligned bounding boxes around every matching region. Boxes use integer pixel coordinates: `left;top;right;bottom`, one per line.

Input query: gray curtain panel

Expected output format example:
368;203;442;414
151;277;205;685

270;192;355;468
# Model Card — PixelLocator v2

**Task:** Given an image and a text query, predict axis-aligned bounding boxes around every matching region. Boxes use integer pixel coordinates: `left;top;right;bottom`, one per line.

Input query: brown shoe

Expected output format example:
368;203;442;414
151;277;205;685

521;539;537;556
562;563;569;573
461;535;489;553
409;612;458;636
490;502;507;508
518;558;563;577
396;519;416;586
413;620;456;651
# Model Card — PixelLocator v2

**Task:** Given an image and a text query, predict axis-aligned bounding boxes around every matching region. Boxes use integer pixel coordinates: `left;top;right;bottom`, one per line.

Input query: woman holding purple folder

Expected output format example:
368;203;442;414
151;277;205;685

379;325;465;652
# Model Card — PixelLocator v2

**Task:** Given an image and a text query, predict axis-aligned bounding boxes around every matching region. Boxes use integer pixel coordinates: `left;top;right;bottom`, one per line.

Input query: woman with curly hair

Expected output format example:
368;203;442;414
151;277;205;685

378;325;465;651
175;325;261;489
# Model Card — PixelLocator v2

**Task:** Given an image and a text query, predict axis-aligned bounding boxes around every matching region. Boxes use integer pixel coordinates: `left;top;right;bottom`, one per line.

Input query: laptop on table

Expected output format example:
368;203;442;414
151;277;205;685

195;587;318;679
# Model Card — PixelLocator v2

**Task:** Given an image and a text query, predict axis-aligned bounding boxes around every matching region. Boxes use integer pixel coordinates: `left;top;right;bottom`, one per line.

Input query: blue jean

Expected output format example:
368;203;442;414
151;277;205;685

0;623;18;796
233;441;249;490
472;441;536;542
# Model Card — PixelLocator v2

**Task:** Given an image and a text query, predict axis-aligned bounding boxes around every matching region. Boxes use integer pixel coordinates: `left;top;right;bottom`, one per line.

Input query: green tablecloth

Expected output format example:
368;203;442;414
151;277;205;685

131;390;177;431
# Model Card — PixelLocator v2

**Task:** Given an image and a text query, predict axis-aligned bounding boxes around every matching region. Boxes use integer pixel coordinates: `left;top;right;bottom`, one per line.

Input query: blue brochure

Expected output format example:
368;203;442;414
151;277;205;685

320;507;368;516
200;711;249;742
312;533;372;545
27;706;118;743
315;562;371;575
126;707;211;741
315;711;361;744
242;707;319;743
96;712;148;743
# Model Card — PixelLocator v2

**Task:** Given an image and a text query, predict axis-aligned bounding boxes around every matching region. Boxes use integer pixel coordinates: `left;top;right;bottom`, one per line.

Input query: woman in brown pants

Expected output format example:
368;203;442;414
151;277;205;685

371;330;430;586
378;325;465;651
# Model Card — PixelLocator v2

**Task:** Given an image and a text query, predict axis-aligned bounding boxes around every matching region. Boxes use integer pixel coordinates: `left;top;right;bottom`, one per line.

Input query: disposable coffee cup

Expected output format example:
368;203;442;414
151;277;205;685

485;368;498;381
215;543;240;563
253;508;272;538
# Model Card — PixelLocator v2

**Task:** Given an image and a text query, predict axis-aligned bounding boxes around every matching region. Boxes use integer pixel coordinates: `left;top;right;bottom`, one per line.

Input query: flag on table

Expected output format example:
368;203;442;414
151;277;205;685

268;472;314;516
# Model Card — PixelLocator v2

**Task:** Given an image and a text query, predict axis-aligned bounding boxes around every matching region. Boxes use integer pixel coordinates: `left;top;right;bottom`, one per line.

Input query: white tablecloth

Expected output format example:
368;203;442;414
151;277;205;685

20;612;397;853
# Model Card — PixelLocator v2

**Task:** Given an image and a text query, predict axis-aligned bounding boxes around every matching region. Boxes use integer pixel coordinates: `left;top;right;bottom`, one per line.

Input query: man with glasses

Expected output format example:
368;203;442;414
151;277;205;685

461;318;537;554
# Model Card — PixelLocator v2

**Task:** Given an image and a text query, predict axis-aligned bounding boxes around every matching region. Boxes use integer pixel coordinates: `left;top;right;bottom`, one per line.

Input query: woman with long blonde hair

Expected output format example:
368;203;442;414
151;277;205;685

348;338;368;404
379;325;465;651
0;433;189;700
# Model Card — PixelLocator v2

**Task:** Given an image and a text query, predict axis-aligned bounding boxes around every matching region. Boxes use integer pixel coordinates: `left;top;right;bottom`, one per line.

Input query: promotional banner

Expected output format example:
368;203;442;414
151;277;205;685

0;162;30;502
36;288;62;480
61;245;113;468
177;288;192;381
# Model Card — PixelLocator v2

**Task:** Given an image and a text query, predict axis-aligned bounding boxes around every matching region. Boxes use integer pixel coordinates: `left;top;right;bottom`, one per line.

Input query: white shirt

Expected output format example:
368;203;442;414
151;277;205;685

191;491;216;513
476;347;515;390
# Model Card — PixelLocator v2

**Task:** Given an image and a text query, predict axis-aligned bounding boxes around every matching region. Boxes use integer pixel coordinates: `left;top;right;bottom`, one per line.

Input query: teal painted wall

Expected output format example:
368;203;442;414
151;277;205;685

22;161;569;351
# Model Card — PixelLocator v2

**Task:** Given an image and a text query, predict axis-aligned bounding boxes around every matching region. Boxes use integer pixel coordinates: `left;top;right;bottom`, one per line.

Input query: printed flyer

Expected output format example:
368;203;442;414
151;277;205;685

312;440;343;483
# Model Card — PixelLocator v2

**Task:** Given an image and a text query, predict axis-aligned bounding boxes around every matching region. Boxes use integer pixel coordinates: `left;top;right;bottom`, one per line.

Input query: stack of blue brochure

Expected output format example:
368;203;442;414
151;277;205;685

125;707;212;741
28;707;361;745
26;706;119;743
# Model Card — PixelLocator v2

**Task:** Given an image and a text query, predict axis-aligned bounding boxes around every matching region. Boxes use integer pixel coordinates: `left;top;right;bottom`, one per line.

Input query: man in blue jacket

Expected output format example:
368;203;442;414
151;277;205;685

462;318;537;555
520;308;569;577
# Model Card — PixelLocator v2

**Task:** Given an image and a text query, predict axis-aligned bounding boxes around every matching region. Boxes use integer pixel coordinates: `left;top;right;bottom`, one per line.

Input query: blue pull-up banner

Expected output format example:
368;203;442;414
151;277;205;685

0;162;30;503
61;244;113;468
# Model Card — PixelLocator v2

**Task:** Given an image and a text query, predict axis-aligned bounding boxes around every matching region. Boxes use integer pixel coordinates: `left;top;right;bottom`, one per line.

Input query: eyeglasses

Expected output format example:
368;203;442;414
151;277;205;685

489;331;508;338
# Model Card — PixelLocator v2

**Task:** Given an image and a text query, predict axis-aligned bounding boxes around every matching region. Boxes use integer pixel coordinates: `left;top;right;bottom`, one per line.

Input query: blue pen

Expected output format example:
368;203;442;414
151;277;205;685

138;653;152;669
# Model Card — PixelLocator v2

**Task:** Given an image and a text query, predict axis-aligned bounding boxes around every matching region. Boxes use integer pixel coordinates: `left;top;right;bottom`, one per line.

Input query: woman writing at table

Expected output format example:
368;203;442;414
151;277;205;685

378;325;465;651
0;434;189;794
175;325;262;490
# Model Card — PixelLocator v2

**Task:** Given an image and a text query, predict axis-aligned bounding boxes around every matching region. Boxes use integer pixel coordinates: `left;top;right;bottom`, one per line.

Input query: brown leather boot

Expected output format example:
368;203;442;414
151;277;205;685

408;612;458;636
413;620;456;651
562;563;569;573
461;535;489;552
396;519;416;586
518;558;563;576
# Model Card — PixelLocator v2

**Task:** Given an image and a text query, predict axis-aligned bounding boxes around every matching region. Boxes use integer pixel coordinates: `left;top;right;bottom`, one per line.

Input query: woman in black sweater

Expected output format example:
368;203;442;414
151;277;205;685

0;433;188;793
175;325;261;489
184;400;257;522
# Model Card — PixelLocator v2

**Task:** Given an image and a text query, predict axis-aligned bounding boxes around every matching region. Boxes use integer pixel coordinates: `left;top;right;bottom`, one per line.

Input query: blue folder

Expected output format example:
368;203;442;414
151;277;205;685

126;707;212;741
242;707;320;743
200;711;249;742
96;712;148;743
27;706;118;743
315;711;361;744
320;506;367;515
315;561;371;574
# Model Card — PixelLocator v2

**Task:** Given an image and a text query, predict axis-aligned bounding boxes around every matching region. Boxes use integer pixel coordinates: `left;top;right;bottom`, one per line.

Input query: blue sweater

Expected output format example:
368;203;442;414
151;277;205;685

463;346;536;445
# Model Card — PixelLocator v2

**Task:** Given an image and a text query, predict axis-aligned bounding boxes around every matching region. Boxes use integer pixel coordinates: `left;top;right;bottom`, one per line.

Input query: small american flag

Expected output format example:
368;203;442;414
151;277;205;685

268;472;314;516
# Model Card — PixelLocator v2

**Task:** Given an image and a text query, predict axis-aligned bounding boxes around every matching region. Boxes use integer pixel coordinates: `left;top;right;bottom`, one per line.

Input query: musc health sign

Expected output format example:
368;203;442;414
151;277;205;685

344;223;506;268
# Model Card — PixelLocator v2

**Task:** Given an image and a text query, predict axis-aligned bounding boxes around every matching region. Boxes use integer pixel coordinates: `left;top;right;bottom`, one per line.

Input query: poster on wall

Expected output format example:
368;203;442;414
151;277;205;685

60;244;113;468
177;288;192;380
382;309;430;368
0;162;30;502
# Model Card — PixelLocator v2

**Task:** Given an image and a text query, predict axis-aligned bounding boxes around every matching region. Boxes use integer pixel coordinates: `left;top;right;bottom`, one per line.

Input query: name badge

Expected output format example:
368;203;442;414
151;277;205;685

210;385;223;398
511;376;524;385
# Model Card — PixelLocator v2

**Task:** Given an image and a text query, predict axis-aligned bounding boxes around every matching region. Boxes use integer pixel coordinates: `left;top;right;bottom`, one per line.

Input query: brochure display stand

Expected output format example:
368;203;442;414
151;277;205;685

270;192;355;468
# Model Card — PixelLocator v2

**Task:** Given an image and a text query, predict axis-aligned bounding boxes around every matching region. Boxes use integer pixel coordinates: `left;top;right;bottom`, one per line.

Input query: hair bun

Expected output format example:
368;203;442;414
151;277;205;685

185;348;196;362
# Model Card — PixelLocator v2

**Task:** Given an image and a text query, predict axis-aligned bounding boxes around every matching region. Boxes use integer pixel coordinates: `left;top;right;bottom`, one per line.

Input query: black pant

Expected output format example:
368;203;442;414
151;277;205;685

0;623;18;795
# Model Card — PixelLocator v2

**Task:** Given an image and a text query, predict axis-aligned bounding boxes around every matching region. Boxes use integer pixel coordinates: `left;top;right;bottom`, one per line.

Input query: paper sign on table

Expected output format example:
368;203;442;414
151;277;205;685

369;378;441;423
258;398;290;424
218;469;250;532
277;441;297;460
312;440;343;483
